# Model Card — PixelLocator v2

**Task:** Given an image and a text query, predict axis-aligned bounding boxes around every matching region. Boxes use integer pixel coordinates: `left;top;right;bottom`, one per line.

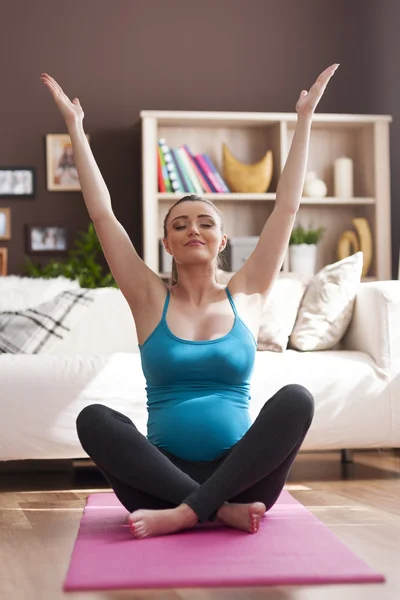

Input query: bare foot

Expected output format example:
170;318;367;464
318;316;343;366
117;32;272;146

127;504;198;539
216;501;266;533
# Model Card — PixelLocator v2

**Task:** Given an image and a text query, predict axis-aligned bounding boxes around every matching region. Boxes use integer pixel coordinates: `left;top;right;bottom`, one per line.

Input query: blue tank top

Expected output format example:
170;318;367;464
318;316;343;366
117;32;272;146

138;286;257;462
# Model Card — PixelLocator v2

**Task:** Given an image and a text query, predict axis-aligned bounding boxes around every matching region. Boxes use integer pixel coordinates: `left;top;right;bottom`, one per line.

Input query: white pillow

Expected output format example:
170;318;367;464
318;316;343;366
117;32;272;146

217;269;310;352
47;288;139;355
0;275;80;311
289;252;363;351
257;275;310;351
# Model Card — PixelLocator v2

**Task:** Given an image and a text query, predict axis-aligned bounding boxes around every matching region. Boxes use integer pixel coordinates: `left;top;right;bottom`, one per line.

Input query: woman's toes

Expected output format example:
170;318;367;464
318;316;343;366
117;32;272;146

134;526;146;539
249;502;266;533
130;519;146;538
251;515;259;533
128;510;145;537
128;509;144;526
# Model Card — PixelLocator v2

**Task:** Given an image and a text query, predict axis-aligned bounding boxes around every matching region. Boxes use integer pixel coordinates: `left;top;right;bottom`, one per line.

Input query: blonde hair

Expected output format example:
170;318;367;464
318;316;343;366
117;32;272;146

163;194;227;286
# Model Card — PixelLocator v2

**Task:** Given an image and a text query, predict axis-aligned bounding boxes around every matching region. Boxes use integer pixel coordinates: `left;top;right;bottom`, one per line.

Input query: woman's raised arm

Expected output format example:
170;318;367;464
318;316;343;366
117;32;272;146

40;73;165;310
41;73;112;221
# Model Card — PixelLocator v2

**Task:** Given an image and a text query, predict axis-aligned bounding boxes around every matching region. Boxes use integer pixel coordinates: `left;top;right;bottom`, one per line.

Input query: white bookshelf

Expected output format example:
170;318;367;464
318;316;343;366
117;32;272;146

140;110;393;280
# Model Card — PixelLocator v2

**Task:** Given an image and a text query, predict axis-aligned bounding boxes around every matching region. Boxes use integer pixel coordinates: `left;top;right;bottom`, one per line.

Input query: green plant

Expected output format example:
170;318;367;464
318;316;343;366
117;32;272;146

23;222;118;289
289;225;325;245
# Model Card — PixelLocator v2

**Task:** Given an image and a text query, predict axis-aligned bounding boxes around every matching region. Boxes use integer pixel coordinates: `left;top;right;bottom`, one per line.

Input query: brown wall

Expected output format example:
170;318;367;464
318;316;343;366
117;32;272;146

0;0;398;277
367;0;400;278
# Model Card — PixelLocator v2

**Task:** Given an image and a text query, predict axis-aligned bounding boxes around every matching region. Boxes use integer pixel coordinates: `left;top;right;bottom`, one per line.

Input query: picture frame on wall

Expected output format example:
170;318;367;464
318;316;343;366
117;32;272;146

46;133;89;191
25;225;69;255
0;208;11;240
0;168;36;198
0;248;7;275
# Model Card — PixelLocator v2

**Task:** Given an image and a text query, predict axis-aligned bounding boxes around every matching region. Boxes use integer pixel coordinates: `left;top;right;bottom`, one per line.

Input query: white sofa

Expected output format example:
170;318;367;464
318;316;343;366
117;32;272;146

1;278;399;463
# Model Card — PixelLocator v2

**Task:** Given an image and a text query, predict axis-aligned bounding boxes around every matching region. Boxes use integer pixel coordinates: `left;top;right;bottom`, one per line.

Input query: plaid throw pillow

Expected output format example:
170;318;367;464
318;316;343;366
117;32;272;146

0;288;94;354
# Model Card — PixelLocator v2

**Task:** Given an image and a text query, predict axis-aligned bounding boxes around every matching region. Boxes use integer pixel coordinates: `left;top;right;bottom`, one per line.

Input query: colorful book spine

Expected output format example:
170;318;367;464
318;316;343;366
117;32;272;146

182;145;212;193
171;148;194;193
193;155;218;192
158;146;173;192
177;147;203;194
157;149;166;192
158;139;184;193
202;154;230;192
195;154;224;192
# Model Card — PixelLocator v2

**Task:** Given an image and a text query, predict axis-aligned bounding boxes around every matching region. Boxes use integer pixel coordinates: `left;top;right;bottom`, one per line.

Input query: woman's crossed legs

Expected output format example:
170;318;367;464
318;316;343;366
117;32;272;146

76;384;314;537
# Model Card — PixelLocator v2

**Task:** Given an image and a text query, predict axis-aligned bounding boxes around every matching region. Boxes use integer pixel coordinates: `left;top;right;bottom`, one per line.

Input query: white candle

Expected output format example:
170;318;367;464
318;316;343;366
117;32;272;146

334;157;353;198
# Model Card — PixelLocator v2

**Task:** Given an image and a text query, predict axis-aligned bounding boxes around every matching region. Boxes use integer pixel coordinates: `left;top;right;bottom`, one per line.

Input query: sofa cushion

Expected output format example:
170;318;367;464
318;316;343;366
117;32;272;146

0;346;393;461
288;252;363;351
217;269;310;352
0;275;80;310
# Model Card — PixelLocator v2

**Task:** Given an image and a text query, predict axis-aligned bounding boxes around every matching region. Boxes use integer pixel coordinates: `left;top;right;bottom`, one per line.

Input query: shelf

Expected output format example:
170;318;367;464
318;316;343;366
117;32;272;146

141;110;392;127
142;110;392;279
158;193;376;205
158;193;276;201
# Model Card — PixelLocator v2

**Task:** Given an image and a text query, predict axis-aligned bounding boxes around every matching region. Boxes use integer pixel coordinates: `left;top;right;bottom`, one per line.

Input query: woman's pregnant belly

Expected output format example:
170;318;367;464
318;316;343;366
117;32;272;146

146;390;252;462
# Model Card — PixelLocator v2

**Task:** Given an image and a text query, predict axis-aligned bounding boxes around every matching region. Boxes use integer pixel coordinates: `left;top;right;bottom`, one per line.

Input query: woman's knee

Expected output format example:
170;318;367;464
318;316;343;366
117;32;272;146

277;384;315;420
76;403;110;435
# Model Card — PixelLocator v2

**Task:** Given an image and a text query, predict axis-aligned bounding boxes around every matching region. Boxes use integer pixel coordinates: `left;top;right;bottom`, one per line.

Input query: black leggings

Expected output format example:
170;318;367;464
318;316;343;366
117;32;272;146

76;384;314;523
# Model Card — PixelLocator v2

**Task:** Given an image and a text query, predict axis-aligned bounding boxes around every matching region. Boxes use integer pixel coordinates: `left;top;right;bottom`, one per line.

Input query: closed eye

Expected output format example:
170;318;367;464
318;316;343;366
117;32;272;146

175;224;213;230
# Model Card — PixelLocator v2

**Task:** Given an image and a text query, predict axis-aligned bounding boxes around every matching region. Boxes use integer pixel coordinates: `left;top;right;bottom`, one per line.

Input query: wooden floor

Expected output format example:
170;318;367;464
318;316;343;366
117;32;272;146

1;449;399;600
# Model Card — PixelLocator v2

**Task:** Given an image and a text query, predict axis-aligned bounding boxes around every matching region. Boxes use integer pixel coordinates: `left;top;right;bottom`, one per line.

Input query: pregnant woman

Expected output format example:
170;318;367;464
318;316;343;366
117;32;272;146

41;63;338;539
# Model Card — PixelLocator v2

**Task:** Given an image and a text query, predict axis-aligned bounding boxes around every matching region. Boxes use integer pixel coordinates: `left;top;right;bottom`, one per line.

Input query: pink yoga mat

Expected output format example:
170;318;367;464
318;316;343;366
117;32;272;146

63;491;385;591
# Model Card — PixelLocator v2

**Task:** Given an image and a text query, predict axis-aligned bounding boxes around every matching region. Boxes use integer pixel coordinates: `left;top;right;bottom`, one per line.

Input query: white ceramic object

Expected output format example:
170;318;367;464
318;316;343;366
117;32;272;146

289;243;318;277
303;171;327;197
334;157;353;198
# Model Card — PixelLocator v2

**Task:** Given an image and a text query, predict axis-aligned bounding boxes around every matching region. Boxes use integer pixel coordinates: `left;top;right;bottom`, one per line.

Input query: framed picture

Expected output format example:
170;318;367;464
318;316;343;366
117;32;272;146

0;168;35;198
0;248;7;275
25;225;69;255
46;133;89;191
0;208;11;240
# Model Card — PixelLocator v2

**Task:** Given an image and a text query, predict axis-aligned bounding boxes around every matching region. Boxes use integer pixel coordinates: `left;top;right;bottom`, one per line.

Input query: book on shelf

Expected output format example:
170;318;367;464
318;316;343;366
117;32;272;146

158;139;184;193
157;150;166;192
158;146;173;192
171;148;194;193
192;154;218;192
156;139;231;194
182;145;212;193
202;154;230;192
195;154;224;192
176;147;203;194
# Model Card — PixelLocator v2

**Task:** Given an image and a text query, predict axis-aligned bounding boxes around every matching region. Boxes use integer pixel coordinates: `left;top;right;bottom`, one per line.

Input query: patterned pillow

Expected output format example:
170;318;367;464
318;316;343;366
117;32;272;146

288;252;363;351
0;288;94;354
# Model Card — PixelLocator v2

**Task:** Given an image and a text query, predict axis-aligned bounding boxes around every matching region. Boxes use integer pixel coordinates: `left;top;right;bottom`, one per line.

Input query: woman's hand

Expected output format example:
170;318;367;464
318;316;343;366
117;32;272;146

296;63;339;118
41;73;84;126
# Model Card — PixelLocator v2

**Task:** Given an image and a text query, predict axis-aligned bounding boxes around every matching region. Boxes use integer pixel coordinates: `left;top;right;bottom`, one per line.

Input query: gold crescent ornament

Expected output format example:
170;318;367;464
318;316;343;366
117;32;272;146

352;218;372;277
222;143;273;193
336;217;372;277
337;231;360;260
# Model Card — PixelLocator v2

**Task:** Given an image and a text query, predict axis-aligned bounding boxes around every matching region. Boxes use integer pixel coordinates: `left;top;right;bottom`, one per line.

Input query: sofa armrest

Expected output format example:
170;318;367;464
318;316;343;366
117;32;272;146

341;280;400;374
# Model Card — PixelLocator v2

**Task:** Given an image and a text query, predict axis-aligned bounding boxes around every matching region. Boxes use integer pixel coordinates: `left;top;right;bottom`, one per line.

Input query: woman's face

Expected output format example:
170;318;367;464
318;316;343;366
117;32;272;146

164;201;226;264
